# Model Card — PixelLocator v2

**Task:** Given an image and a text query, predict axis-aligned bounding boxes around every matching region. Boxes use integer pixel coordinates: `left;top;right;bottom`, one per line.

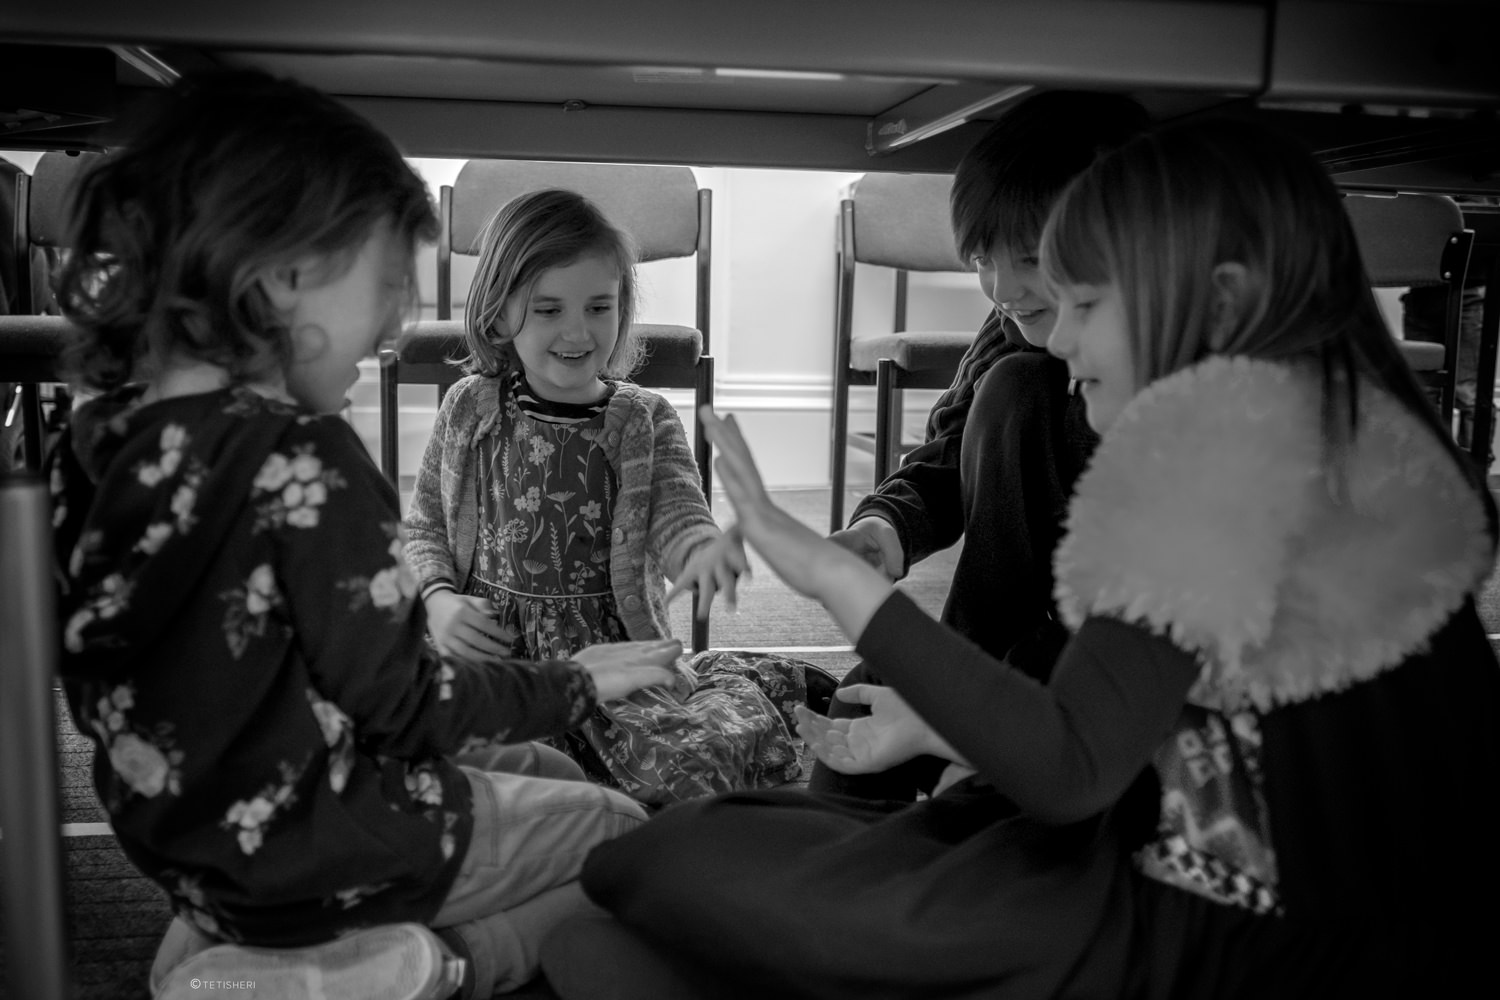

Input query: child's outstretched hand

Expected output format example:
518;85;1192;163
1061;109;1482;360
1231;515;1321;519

793;684;970;775
425;590;517;665
665;532;751;619
573;639;683;701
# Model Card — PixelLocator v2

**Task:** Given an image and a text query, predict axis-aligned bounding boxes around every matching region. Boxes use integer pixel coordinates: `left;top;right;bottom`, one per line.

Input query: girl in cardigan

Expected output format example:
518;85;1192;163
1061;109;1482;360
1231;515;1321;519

405;189;806;806
543;118;1500;998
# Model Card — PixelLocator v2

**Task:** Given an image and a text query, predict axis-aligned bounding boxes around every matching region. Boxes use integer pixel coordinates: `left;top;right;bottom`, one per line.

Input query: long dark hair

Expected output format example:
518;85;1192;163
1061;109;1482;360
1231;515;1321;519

55;69;438;391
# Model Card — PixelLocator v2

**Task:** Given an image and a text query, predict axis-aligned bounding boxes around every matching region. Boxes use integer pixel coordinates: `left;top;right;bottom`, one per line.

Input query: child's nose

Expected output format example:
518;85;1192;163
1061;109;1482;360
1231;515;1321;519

1045;319;1073;359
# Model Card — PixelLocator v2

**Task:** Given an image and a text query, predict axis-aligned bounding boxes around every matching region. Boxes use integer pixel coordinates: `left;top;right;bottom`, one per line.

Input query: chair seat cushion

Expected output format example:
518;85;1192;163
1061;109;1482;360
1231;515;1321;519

849;330;976;373
0;314;71;382
632;324;702;367
1397;339;1445;372
395;320;467;365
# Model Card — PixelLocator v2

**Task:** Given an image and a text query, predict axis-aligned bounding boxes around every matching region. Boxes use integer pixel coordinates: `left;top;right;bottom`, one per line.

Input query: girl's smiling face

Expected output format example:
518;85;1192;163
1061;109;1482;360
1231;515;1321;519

504;253;621;404
973;244;1057;347
1046;281;1137;432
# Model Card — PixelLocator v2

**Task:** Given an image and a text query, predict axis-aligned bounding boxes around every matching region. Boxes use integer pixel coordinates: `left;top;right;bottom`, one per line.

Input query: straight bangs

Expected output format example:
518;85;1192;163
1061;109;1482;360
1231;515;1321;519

954;172;1055;263
1046;131;1250;388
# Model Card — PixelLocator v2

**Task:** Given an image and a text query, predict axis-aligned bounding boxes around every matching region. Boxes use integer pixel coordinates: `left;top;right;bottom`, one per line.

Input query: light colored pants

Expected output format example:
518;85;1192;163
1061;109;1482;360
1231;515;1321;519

149;744;647;998
435;744;648;996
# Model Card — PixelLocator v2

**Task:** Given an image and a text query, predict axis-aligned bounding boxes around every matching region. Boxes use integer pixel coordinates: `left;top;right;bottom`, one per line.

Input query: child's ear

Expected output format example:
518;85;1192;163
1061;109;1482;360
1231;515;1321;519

1208;262;1251;348
257;261;306;312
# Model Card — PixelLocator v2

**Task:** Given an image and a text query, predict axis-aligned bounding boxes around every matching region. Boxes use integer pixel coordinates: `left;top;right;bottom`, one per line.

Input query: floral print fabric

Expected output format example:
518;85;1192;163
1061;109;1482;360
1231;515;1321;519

468;377;802;805
49;385;595;946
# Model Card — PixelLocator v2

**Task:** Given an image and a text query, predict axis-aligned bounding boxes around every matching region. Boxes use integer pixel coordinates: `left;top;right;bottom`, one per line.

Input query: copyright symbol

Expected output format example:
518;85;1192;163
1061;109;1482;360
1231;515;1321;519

190;980;202;990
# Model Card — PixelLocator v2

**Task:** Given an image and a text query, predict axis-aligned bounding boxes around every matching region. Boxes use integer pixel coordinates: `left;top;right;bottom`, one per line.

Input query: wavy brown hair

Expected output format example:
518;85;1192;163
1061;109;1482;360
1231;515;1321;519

55;70;438;391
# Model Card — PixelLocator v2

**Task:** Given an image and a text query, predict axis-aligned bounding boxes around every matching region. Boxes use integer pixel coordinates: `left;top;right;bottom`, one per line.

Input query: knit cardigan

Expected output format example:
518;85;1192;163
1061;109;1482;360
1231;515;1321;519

404;375;720;642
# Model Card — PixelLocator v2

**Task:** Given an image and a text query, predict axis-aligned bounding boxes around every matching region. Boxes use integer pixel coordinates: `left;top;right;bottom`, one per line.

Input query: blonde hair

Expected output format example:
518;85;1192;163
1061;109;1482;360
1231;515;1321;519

1040;116;1470;485
461;188;641;379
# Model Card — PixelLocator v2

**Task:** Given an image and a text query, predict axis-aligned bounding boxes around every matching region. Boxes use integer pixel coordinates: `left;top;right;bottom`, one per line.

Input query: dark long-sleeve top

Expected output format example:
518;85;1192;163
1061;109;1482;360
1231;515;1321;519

859;356;1500;992
860;595;1198;825
849;309;1018;566
851;309;1098;673
49;385;598;946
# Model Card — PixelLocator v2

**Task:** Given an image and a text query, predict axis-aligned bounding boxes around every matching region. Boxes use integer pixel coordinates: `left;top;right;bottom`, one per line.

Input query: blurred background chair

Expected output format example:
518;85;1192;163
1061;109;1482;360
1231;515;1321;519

380;160;715;651
1;151;97;471
829;172;973;531
1344;191;1474;435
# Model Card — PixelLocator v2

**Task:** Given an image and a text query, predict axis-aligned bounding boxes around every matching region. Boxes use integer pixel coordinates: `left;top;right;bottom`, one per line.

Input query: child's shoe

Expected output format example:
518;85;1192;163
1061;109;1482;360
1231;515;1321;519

153;922;466;1000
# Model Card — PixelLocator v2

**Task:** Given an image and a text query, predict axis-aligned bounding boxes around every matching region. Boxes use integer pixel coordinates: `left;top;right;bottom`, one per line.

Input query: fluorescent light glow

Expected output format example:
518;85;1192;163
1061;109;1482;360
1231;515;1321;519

715;67;846;82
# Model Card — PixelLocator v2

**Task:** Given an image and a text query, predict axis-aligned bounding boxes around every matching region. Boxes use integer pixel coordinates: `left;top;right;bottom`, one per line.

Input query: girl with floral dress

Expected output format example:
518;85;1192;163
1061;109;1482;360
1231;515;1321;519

404;188;813;806
46;70;686;1000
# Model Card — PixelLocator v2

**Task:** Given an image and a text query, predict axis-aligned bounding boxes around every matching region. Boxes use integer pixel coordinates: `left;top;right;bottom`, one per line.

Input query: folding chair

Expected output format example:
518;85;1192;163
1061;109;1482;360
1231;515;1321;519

829;172;975;531
1;151;96;470
380;160;715;651
1344;192;1475;433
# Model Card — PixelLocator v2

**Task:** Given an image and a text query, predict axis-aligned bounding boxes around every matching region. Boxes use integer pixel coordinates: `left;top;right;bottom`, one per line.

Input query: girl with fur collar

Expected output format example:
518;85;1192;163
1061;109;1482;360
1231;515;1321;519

405;190;806;807
542;120;1500;999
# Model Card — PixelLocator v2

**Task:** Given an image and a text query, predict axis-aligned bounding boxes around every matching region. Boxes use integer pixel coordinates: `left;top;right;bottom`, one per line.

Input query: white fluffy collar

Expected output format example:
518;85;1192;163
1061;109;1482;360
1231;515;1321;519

1054;356;1494;711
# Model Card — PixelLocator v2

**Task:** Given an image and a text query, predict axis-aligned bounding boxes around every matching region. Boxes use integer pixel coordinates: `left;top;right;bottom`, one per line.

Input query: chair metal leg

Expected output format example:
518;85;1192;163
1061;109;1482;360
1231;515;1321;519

693;356;714;507
379;350;399;491
691;355;713;654
21;383;44;470
1471;259;1499;471
830;373;850;532
874;359;898;485
0;476;72;1000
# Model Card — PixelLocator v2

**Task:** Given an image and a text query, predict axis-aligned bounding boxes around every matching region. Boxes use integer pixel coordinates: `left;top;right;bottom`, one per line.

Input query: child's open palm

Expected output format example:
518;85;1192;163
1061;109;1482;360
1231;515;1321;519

793;684;970;775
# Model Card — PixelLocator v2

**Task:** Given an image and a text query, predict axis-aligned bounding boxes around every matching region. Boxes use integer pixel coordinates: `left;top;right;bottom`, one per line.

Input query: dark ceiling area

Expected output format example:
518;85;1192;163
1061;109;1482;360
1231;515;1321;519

1;1;1496;190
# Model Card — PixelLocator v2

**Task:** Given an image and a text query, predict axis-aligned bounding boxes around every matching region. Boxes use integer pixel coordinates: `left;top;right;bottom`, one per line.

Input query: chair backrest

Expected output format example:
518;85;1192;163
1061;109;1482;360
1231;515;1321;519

845;172;965;273
1343;191;1475;426
13;150;99;315
1343;192;1470;288
839;172;968;338
438;159;712;352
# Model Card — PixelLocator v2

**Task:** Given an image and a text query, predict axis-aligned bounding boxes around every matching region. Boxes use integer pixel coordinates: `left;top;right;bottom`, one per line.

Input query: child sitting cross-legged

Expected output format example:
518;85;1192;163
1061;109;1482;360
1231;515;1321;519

47;70;683;1000
404;188;831;808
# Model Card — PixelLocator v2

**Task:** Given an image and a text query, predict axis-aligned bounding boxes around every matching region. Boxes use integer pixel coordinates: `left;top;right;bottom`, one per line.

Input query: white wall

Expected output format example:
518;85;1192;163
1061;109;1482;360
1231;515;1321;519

370;158;994;494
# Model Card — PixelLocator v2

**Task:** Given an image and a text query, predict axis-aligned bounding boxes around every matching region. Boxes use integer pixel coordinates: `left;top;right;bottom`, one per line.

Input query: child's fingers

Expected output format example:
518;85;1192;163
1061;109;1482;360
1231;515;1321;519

694;572;718;620
835;683;879;706
664;578;692;606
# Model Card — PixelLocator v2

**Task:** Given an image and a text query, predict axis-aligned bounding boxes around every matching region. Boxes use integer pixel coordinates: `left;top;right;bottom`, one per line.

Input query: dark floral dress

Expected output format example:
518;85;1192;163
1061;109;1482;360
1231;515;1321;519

466;374;801;805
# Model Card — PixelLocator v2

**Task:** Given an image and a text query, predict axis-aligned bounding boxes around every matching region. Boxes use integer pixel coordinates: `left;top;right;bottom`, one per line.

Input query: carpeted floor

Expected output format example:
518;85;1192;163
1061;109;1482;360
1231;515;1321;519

0;487;955;1000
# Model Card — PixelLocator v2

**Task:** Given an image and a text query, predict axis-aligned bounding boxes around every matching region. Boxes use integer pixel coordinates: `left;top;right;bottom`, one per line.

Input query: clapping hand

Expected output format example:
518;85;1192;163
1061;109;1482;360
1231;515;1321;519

793;683;970;775
828;517;905;582
665;531;752;618
572;639;683;702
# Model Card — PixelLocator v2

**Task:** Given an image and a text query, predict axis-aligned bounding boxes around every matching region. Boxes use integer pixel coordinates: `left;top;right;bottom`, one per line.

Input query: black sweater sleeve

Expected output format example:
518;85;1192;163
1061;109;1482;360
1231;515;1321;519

856;590;1199;824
